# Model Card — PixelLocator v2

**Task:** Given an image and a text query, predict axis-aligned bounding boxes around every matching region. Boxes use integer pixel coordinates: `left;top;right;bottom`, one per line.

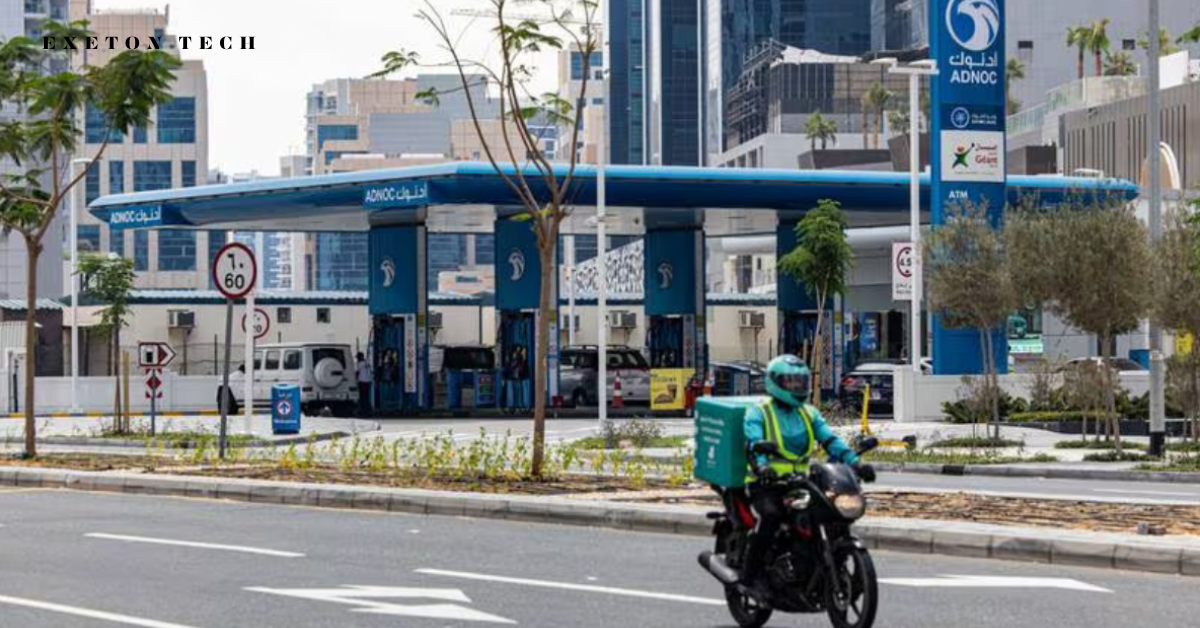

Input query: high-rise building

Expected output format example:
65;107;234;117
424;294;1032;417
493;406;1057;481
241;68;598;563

68;1;210;291
608;0;646;165
0;0;70;302
646;0;704;165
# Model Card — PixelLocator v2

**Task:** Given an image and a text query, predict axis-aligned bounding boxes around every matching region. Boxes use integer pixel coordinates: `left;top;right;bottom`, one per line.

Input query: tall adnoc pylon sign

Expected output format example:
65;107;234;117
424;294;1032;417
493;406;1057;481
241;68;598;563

930;0;1008;374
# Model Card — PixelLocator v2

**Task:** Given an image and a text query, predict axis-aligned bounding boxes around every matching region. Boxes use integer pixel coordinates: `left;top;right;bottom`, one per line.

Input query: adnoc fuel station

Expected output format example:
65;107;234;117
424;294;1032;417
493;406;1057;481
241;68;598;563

88;0;1139;415
90;163;1136;414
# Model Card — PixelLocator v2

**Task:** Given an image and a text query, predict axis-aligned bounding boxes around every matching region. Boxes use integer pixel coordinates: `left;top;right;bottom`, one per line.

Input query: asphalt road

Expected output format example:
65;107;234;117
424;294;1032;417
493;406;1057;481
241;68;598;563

0;488;1196;628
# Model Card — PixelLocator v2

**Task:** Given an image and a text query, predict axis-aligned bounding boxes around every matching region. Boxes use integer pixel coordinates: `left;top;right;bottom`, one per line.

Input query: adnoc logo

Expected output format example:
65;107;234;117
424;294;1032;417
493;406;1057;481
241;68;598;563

508;248;526;281
946;0;1000;52
380;257;396;288
657;261;674;289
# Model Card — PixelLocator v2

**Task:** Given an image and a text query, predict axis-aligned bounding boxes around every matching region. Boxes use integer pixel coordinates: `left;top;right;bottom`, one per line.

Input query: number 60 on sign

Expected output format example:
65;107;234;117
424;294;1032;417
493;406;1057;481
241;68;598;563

213;242;257;299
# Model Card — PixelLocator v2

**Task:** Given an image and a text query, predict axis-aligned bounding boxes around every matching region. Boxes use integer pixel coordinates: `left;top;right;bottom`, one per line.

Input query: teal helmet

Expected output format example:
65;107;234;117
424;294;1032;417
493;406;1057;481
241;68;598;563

765;354;812;407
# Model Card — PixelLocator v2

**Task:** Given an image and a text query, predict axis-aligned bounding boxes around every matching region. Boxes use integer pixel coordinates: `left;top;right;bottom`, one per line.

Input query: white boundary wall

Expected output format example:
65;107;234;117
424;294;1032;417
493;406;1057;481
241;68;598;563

894;369;1150;423
1;372;219;414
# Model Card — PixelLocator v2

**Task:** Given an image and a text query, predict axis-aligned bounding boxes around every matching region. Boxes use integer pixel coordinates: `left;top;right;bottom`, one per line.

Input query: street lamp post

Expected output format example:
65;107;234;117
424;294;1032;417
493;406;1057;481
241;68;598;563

875;58;938;375
69;157;90;415
596;1;610;433
1148;0;1166;457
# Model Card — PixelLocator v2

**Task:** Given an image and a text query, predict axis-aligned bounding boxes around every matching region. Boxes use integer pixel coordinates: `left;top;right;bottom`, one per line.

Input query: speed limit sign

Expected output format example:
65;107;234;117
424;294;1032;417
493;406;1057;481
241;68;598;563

213;242;257;299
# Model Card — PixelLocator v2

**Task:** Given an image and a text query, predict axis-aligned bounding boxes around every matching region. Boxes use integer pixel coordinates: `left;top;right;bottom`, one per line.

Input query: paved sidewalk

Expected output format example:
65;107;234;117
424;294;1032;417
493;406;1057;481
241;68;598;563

0;414;380;445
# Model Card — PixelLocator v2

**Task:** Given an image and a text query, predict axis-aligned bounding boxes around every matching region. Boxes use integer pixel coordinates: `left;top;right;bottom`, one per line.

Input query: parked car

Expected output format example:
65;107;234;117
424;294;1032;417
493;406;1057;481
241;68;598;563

560;345;651;406
220;343;357;417
711;361;765;396
1060;357;1147;376
839;362;898;413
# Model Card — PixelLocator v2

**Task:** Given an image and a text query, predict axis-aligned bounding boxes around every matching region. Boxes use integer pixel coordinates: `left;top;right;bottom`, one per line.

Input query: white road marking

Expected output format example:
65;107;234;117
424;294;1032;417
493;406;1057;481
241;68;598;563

879;575;1112;593
85;533;304;558
0;593;203;628
1092;489;1200;498
416;568;724;606
246;585;514;624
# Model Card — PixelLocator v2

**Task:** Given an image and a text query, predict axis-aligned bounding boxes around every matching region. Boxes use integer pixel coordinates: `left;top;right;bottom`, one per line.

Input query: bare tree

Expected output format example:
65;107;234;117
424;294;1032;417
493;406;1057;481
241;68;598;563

374;0;598;476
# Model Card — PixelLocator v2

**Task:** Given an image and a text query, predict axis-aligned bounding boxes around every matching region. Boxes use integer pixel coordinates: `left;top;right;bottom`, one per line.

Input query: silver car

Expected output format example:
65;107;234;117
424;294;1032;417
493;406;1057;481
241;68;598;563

560;345;652;406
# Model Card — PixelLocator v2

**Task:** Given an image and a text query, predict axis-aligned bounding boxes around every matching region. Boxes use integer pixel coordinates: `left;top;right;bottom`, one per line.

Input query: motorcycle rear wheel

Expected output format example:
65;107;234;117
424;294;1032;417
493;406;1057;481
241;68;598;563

824;545;878;628
716;531;773;628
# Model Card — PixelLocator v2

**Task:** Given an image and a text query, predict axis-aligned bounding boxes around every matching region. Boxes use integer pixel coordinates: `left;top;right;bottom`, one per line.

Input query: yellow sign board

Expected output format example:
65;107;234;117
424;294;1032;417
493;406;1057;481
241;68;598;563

650;369;692;411
1177;333;1194;356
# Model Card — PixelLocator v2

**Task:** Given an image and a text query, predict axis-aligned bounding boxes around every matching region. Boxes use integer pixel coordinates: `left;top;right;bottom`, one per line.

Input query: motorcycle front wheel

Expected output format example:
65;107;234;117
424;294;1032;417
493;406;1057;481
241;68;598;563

824;545;878;628
716;532;772;628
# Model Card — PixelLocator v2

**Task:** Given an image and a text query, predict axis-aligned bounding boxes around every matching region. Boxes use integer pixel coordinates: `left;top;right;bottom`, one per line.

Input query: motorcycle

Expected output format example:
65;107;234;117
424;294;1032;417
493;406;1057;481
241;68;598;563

698;438;880;628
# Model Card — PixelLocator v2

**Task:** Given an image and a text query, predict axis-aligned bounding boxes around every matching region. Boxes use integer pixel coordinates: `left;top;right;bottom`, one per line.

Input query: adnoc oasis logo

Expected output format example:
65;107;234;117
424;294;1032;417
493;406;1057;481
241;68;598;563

946;0;1000;52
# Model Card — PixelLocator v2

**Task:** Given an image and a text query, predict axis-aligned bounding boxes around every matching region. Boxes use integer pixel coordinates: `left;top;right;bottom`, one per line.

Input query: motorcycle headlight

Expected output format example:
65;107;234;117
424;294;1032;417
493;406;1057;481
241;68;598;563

832;494;866;519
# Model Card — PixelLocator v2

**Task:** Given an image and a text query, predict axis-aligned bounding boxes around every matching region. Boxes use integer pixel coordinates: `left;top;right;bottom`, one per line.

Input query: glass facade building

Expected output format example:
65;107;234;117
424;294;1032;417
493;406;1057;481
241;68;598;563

133;161;172;192
157;97;197;144
108;161;124;194
649;0;703;166
609;0;646;165
158;230;196;271
313;232;369;291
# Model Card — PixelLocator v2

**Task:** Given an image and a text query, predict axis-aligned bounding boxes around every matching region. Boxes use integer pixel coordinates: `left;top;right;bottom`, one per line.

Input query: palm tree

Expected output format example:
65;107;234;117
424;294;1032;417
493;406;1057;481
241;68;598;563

1005;58;1026;114
1066;26;1089;79
805;112;838;151
1177;23;1200;45
1087;19;1112;76
1103;50;1137;76
1140;28;1180;56
860;92;871;149
862;82;892;149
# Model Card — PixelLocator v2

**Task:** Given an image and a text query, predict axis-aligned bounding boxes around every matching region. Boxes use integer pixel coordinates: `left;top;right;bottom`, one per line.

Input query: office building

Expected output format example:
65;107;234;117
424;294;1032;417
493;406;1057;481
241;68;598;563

68;1;210;291
609;0;646;165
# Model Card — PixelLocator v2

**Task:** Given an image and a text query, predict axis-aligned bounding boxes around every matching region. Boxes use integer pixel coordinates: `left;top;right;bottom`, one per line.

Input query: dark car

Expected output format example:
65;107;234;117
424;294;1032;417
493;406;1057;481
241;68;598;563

711;361;766;396
839;362;898;414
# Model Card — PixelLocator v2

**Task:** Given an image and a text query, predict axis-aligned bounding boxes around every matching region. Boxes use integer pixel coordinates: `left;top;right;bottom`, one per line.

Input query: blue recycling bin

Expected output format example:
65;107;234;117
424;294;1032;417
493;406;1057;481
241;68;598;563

271;384;301;435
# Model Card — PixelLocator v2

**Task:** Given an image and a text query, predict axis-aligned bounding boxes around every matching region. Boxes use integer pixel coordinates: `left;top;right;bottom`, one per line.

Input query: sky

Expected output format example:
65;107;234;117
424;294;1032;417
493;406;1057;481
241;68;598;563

91;0;561;177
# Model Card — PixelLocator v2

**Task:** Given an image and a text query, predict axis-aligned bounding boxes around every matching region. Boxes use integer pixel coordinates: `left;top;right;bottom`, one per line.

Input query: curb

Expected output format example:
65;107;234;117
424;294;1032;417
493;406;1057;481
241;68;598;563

634;451;1200;485
0;466;1195;577
4;411;221;419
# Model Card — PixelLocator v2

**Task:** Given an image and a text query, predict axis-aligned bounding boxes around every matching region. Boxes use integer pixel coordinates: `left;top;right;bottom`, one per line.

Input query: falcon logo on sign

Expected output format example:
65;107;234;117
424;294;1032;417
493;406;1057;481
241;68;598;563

507;249;526;282
657;262;674;289
947;0;1000;52
381;257;396;288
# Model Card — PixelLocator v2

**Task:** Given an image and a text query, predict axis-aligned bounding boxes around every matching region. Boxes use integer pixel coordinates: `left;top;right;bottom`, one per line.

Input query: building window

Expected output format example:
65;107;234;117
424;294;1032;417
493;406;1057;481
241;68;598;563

1017;40;1033;49
1123;39;1136;51
134;230;149;271
154;28;165;42
109;227;125;256
157;230;196;271
277;307;292;324
85;103;124;144
157;97;196;144
77;225;100;253
134;125;147;144
108;161;124;195
316;124;358;149
591;97;603;105
316;307;331;324
313;232;368;290
85;163;100;205
134;161;172;191
570;51;604;80
182;161;196;187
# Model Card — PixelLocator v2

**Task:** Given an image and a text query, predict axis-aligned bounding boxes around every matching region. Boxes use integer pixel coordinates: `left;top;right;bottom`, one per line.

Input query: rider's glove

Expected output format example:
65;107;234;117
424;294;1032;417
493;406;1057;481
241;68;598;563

854;464;877;484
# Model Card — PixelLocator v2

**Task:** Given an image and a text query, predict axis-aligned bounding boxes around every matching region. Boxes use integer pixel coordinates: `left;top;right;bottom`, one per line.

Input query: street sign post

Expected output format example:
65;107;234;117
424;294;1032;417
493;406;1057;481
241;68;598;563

137;342;176;369
213;242;257;459
144;367;163;436
891;242;915;301
241;307;271;341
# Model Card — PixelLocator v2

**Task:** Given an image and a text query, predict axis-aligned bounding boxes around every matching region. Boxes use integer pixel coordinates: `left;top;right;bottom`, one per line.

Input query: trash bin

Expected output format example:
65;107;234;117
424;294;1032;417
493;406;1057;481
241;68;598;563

271;383;301;435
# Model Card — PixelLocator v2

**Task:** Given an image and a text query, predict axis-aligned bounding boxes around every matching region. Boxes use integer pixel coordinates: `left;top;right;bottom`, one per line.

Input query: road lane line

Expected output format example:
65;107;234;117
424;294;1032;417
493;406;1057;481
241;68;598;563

416;568;723;606
85;533;305;558
1092;489;1200;498
0;593;203;628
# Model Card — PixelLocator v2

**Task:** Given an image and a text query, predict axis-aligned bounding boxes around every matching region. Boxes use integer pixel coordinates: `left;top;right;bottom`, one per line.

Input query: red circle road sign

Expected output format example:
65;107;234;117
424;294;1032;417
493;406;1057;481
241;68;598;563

212;242;257;299
895;245;914;279
241;307;271;340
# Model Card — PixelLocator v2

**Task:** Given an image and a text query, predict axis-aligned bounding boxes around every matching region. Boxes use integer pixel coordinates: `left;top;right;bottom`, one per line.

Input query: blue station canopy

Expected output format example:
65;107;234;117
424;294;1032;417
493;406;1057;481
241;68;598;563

89;162;1139;236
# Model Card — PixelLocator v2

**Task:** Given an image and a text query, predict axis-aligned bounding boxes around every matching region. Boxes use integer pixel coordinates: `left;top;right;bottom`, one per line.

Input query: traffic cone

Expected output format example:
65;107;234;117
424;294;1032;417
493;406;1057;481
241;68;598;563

703;370;714;397
612;374;625;409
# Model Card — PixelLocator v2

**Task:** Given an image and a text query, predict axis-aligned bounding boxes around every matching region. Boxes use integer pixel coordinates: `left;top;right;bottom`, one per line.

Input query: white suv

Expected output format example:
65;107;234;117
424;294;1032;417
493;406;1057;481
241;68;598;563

218;343;358;417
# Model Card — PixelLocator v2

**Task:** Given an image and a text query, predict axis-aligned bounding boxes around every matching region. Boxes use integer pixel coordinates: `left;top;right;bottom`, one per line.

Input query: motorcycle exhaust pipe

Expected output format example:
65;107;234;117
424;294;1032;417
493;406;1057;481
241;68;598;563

697;550;740;585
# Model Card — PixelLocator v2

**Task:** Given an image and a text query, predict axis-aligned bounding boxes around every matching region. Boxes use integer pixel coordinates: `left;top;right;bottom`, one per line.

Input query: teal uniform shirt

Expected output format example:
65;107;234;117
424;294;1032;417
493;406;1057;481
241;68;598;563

744;399;859;471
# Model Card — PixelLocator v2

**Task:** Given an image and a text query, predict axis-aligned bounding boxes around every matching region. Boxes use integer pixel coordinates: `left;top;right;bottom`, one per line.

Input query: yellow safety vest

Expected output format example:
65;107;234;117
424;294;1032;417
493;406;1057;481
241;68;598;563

746;400;816;483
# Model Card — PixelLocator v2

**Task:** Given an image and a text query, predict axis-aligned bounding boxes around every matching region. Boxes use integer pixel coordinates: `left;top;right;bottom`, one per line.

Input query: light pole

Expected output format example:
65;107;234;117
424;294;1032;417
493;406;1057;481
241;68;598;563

875;57;938;375
596;0;610;432
1147;0;1166;457
69;157;90;415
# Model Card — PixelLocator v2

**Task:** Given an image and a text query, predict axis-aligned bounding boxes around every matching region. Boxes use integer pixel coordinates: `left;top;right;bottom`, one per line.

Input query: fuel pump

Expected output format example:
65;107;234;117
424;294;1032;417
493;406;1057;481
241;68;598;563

647;315;685;368
497;311;536;411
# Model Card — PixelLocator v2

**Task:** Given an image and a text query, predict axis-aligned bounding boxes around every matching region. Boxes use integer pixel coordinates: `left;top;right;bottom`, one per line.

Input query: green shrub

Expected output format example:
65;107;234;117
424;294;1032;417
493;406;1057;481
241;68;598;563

928;436;1022;449
1008;410;1117;423
1054;440;1147;450
942;390;1028;424
1082;450;1157;462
